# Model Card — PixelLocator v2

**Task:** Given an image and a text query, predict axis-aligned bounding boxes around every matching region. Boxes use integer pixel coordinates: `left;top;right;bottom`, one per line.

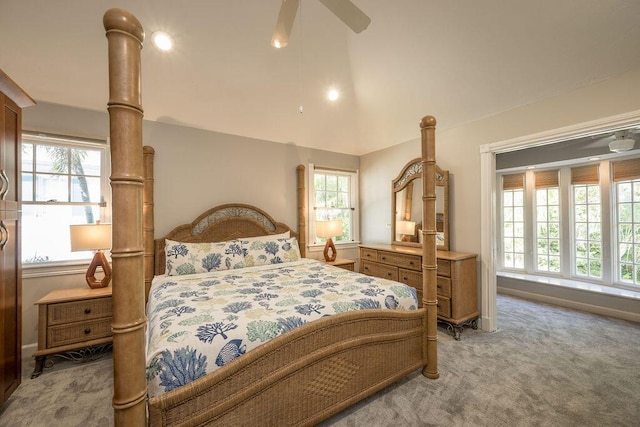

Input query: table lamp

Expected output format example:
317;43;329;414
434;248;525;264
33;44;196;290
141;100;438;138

70;223;112;289
396;220;416;242
316;219;343;262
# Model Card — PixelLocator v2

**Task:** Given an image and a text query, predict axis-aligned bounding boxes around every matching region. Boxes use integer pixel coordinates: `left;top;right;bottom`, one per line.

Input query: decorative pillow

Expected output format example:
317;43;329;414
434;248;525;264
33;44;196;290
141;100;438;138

240;237;301;267
165;239;246;276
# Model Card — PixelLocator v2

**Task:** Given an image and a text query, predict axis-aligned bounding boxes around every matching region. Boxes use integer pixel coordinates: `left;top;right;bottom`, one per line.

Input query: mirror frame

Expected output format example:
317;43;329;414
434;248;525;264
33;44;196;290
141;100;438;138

391;158;449;251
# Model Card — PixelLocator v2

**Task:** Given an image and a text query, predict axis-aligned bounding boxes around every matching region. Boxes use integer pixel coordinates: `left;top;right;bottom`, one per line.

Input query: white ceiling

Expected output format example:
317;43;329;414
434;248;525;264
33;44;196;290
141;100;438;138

2;0;640;155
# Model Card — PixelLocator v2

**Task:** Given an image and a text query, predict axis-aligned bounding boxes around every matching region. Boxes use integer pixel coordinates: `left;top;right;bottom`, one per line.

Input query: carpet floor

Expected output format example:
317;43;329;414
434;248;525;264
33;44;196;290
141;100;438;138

1;294;638;426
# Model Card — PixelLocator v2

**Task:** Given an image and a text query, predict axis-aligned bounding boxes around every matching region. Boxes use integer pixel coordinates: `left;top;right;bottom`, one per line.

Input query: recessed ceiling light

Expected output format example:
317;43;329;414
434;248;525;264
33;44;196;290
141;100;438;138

327;88;340;102
151;31;174;51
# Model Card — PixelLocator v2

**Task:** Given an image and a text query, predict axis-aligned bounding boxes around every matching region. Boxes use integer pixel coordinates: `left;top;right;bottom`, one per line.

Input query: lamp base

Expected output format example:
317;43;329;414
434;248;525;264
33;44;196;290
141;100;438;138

323;238;337;262
86;250;112;289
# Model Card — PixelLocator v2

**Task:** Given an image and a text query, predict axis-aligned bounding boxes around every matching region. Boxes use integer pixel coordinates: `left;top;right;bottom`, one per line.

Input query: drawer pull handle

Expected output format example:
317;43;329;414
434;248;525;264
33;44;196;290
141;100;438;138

85;308;92;314
381;256;386;260
387;272;392;277
403;277;408;281
84;328;91;334
437;285;442;289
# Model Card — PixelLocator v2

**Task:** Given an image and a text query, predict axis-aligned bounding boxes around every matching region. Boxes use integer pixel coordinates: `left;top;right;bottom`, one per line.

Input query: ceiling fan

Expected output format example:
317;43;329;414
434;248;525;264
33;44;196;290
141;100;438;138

588;129;640;153
271;0;371;48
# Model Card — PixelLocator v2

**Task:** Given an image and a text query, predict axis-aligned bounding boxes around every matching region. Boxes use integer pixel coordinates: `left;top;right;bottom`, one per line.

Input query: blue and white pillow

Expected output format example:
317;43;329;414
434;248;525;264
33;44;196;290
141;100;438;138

165;239;246;276
240;237;301;267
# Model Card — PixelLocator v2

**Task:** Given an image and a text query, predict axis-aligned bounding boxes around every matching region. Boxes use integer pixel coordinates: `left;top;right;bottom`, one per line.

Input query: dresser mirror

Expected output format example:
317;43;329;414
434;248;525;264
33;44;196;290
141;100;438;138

392;158;449;251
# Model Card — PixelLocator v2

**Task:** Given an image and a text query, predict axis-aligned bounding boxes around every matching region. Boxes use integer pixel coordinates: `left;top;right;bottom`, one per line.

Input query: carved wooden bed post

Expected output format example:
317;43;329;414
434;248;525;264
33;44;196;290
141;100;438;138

144;146;155;300
297;165;307;257
104;9;148;425
421;115;439;379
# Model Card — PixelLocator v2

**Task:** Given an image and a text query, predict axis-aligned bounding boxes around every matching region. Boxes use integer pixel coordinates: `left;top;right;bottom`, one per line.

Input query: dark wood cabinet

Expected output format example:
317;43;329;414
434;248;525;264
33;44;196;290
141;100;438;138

0;69;34;405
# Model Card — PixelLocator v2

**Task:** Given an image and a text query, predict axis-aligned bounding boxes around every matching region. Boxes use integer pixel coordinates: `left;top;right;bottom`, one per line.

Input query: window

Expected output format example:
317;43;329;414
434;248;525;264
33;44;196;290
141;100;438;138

502;173;525;269
498;156;640;291
21;133;110;264
613;158;640;286
308;164;359;246
534;170;560;273
572;164;602;279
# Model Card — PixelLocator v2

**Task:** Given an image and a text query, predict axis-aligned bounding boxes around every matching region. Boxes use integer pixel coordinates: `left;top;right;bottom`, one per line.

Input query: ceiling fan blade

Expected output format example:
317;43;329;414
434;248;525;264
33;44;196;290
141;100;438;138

271;0;299;48
318;0;371;33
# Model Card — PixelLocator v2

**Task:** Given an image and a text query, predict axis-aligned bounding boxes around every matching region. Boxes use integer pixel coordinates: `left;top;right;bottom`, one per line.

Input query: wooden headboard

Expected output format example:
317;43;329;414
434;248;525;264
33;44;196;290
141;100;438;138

153;204;301;276
142;150;307;298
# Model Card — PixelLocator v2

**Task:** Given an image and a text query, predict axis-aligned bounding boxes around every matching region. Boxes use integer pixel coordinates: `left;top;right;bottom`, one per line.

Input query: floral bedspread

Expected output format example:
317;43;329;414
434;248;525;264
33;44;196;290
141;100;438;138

146;258;418;398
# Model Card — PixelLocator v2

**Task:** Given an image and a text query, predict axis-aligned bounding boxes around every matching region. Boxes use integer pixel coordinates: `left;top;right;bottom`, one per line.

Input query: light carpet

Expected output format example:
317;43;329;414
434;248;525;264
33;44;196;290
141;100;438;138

1;294;638;426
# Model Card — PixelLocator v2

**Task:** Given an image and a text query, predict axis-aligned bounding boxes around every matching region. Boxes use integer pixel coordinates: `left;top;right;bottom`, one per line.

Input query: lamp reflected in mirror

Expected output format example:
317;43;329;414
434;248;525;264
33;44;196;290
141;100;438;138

70;223;112;289
316;219;342;262
396;220;416;242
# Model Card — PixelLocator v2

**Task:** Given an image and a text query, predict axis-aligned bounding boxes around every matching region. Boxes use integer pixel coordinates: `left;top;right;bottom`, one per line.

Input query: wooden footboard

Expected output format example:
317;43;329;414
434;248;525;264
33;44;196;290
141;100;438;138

148;309;426;426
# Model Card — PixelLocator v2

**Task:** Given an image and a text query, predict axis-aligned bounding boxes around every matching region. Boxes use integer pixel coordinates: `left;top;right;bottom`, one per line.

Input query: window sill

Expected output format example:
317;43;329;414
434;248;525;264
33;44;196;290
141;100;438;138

307;241;361;253
497;271;640;301
22;259;102;279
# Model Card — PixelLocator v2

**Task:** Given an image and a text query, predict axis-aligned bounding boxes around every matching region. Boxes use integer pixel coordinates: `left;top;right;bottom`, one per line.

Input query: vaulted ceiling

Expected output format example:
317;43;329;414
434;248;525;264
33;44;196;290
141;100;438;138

2;0;640;155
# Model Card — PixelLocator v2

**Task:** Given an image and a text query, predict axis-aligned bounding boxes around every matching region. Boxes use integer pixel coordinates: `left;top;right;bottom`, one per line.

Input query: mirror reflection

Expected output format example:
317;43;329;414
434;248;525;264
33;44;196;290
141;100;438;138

392;159;449;250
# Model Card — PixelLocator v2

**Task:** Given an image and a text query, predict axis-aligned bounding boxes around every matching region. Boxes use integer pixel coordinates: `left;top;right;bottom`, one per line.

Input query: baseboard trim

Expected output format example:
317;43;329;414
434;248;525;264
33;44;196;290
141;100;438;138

22;342;37;355
498;287;640;323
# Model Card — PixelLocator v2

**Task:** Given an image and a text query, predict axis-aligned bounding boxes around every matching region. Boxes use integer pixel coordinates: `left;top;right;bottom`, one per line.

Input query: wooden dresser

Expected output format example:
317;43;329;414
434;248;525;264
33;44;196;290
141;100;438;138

32;286;113;377
359;243;478;339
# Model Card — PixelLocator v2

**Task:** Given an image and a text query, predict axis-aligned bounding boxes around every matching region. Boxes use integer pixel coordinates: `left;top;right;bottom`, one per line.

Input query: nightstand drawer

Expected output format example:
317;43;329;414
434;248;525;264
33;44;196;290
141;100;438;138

48;296;112;326
436;276;451;298
47;318;113;348
378;252;421;271
437;296;451;318
362;260;398;281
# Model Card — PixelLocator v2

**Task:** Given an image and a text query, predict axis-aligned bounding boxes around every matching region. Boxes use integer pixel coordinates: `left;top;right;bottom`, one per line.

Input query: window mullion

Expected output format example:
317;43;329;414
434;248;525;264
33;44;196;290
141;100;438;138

600;160;612;284
524;170;535;273
559;168;571;277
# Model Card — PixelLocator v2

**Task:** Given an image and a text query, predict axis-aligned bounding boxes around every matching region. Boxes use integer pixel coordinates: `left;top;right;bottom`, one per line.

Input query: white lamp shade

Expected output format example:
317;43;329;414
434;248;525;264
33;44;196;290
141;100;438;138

70;223;112;251
396;220;416;235
316;219;343;238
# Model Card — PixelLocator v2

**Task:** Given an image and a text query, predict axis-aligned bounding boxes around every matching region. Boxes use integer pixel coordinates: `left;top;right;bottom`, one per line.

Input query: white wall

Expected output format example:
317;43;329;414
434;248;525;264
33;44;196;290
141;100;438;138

21;102;359;346
360;68;640;323
363;68;640;255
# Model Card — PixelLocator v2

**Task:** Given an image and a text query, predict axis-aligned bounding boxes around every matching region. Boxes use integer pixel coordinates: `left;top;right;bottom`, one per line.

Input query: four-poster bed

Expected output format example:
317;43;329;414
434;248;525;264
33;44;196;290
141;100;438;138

104;8;439;426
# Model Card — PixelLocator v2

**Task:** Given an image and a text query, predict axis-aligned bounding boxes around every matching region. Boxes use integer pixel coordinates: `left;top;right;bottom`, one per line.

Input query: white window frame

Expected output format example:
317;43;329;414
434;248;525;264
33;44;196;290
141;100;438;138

307;163;360;252
21;132;111;274
497;156;640;292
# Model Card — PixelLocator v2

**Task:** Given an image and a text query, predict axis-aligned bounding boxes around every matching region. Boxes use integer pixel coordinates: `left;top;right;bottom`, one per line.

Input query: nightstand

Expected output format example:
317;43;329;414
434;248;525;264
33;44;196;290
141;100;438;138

324;258;355;271
32;286;113;378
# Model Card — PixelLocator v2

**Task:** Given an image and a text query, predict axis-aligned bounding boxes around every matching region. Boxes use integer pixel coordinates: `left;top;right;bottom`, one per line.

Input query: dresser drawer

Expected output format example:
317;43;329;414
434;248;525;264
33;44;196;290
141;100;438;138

437;259;451;277
48;296;112;326
399;268;423;307
362;260;398;281
437;295;451;318
47;318;113;348
436;276;451;298
399;268;422;287
360;248;377;262
378;251;421;271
